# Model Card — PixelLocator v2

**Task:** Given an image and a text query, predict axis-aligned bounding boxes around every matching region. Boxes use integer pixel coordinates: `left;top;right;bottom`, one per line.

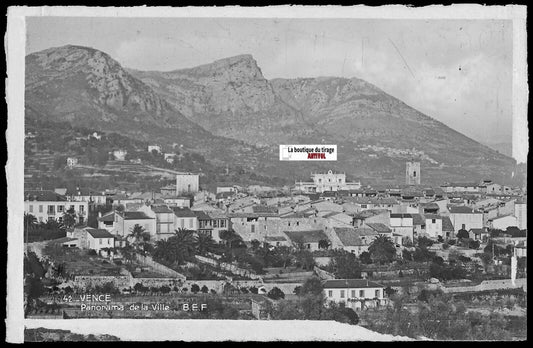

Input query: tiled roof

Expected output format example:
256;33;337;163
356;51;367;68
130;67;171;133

323;279;384;289
411;214;425;225
448;206;479;214
252;205;279;214
66;187;103;196
97;212;115;222
390;213;413;218
24;190;67;202
194;210;212;220
365;223;392;233
441;216;454;231
216;191;235;199
264;236;287;242
352;209;389;219
118;211;153;220
86;228;114;239
333;227;378;246
284;230;329;244
151;205;174;214
172;207;197;218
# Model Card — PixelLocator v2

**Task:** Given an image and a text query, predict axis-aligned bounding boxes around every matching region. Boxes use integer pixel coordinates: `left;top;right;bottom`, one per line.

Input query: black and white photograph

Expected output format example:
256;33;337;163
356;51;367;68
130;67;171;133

6;5;527;342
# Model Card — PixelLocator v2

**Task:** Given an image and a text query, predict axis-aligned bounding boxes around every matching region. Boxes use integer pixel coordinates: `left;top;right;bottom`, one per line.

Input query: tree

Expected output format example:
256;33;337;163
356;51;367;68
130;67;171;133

62;207;77;229
128;224;150;253
267;287;285;300
359;251;373;264
468;240;480;249
329;252;362;279
250;239;261;250
299;277;324;297
457;229;469;240
24;213;38;242
201;285;209;294
195;233;217;256
295;249;315;270
368;235;397;264
191;284;200;294
318;239;331;249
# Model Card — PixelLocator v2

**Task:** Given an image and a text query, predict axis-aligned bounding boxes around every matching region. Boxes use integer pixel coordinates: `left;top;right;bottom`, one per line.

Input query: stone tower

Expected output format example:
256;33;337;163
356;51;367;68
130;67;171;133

406;161;421;185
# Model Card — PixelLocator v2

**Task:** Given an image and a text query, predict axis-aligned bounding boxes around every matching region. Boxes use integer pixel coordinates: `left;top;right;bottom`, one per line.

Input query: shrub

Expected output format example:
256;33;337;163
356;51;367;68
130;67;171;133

191;284;200;294
210;289;216;295
201;285;209;293
182;288;188;293
249;286;258;294
88;249;97;256
240;287;249;294
267;287;285;300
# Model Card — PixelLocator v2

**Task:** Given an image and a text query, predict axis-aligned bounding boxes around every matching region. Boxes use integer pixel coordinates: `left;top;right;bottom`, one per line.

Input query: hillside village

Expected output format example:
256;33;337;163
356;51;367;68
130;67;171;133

24;158;527;339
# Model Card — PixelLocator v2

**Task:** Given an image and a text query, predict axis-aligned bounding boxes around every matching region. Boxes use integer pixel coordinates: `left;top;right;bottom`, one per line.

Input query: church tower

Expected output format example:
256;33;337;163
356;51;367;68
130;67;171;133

406;161;421;185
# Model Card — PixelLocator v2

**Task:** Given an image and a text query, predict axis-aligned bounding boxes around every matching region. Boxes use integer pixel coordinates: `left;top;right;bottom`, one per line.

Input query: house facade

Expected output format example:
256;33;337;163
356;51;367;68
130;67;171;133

323;279;387;311
24;190;88;224
294;170;362;193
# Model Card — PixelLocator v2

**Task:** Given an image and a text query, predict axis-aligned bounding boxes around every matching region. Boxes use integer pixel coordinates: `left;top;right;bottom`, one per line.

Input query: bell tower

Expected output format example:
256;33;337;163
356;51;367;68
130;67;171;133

406;161;421;185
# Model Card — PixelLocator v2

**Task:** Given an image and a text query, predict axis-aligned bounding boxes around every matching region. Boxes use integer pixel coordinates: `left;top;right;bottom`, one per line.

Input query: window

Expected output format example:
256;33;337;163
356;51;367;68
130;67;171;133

47;205;55;214
361;204;367;208
359;290;365;298
340;290;345;298
288;222;291;227
328;290;333;297
432;219;436;223
99;239;102;245
251;225;255;233
375;290;380;298
413;171;417;177
264;225;267;230
338;179;342;183
58;205;64;213
29;205;33;213
296;221;299;226
79;205;84;212
462;224;466;229
351;290;356;298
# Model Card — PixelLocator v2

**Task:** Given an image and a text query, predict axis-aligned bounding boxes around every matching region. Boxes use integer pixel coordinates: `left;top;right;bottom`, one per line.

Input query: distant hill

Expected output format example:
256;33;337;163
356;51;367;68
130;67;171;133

26;45;519;185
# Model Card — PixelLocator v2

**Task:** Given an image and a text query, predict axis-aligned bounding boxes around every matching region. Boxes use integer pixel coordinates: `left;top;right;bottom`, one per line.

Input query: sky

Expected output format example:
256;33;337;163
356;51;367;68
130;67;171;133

26;17;514;156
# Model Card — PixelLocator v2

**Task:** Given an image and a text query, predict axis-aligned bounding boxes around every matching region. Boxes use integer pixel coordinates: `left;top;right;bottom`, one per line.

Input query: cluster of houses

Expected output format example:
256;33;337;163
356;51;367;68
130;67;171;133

24;170;527;261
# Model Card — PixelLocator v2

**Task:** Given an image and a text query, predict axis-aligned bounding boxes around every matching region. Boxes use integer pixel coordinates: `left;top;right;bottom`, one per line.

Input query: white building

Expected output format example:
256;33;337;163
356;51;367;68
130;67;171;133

24;190;88;224
176;173;200;195
164;153;175;164
514;200;527;230
148;145;162;154
294;170;361;193
112;149;127;161
488;215;518;230
86;228;115;252
102;210;157;239
423;214;443;239
390;213;414;242
323;279;388;311
448;206;483;237
66;157;78;168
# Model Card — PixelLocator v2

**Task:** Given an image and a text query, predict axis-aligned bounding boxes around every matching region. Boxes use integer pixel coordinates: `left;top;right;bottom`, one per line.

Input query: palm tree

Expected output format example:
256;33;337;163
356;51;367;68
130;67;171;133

368;235;397;265
24;213;38;239
173;228;196;263
121;244;135;264
128;224;150;253
195;233;217;256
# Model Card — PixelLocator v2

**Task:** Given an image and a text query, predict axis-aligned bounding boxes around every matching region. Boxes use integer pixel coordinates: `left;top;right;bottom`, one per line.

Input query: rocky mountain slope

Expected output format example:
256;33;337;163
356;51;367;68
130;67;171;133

25;45;268;167
26;45;518;185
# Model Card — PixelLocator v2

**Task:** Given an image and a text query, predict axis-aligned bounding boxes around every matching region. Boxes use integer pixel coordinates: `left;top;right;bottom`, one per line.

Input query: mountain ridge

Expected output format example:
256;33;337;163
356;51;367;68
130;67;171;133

25;45;518;185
